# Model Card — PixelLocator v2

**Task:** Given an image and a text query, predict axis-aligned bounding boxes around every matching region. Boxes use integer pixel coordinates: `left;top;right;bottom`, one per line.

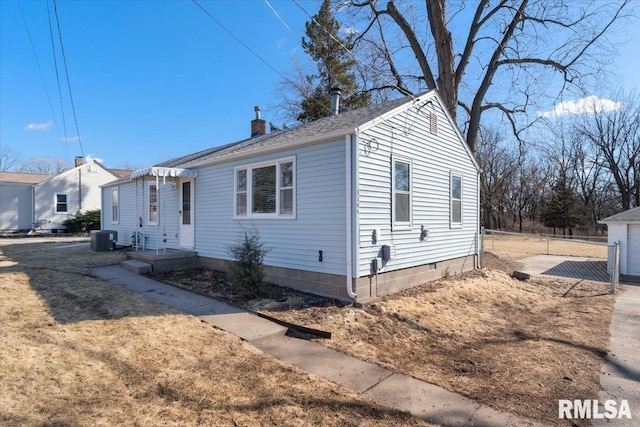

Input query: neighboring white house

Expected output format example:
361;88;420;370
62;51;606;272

0;172;52;231
0;159;128;232
102;90;481;302
600;206;640;278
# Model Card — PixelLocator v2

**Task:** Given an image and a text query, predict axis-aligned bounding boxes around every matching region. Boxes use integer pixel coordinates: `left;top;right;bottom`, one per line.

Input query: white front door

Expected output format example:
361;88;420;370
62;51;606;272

179;180;194;248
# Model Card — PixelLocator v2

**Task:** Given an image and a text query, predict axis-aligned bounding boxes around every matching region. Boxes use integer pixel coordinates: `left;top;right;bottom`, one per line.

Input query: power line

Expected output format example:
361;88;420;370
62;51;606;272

18;0;67;159
52;0;84;158
192;0;337;119
191;0;290;82
46;0;69;150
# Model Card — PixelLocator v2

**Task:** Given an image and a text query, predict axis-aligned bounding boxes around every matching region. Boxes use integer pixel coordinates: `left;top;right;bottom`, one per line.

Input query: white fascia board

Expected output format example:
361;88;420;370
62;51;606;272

181;128;356;169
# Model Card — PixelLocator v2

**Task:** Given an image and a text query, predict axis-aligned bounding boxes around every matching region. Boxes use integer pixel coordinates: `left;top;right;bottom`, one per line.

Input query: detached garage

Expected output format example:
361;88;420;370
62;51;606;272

601;207;640;278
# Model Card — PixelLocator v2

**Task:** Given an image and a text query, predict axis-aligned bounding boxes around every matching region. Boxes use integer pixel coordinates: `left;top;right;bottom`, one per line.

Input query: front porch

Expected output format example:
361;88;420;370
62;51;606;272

122;249;199;274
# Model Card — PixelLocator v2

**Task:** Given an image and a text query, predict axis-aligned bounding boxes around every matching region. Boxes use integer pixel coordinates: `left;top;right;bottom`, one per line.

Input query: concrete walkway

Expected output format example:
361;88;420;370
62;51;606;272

91;265;545;427
594;284;640;426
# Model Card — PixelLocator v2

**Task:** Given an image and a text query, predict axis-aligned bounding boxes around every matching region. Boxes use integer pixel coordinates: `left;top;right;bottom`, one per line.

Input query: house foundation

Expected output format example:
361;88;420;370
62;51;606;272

199;254;477;303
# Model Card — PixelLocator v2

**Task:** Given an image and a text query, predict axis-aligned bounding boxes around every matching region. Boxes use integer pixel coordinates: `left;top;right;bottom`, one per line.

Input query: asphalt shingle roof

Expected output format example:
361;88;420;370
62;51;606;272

0;172;53;184
601;206;640;223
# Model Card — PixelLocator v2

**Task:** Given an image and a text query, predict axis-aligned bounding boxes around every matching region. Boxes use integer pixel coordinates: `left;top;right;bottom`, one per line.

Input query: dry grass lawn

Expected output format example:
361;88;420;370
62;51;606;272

261;269;615;426
0;241;428;426
484;234;607;260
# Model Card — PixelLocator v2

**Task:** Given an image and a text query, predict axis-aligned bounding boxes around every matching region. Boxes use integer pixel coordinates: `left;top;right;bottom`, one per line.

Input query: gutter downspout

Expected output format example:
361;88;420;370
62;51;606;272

156;174;159;255
345;135;357;300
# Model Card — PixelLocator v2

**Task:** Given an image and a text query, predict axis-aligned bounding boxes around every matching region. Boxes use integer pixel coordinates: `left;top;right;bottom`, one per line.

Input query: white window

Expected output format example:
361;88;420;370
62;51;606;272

111;188;119;224
148;183;157;224
451;172;462;226
55;193;68;214
392;158;411;228
234;158;295;219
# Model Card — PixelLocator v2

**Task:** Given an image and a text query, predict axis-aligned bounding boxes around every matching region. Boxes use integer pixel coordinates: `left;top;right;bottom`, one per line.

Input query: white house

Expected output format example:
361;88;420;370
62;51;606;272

0;172;52;231
600;206;640;278
101;90;480;302
0;159;128;232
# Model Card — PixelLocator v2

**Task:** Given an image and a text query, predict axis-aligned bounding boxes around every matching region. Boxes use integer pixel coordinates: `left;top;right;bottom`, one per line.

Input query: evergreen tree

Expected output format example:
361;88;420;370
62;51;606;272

542;172;586;235
298;0;369;122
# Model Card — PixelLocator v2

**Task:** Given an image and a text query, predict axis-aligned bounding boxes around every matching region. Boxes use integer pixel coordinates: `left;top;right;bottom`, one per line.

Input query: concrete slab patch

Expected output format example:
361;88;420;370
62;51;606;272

364;373;543;427
257;335;391;394
200;313;287;343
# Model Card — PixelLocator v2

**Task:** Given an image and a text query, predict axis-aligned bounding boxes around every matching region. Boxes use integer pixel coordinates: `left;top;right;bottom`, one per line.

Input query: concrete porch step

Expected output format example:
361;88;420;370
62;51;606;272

121;259;152;274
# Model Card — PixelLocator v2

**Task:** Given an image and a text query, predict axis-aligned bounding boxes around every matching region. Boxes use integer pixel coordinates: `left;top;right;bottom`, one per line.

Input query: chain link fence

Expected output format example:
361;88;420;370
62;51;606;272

479;229;621;292
481;229;608;260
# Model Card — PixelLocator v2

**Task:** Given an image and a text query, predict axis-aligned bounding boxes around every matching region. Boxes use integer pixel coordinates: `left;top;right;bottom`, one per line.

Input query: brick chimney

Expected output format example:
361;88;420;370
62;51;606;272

251;106;266;137
75;156;84;167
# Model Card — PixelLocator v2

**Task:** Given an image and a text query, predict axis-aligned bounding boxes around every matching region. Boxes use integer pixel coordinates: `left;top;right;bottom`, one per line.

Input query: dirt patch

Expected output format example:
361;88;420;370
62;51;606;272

481;251;524;273
0;243;428;426
157;264;615;426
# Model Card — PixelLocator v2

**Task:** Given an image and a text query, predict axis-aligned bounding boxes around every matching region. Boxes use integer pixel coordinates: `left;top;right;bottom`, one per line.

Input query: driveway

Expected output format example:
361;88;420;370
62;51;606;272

0;236;90;246
519;254;609;283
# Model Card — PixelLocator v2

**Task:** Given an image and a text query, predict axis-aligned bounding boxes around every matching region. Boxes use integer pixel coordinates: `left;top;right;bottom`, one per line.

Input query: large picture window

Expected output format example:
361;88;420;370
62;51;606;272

111;188;119;224
235;158;295;218
148;183;157;224
451;172;462;226
55;193;68;214
393;159;411;228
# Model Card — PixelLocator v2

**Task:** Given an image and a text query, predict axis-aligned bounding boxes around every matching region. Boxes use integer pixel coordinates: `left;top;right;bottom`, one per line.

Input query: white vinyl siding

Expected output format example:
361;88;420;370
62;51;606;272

197;140;345;275
111;188;119;224
35;161;120;230
356;97;479;277
0;182;34;231
234;157;295;219
55;193;68;213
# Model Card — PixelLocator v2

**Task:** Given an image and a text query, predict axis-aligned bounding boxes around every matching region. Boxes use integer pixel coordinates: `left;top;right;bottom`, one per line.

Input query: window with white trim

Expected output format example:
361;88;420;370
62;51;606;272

55;193;68;214
148;183;157;224
450;172;462;226
111;188;119;224
235;158;295;218
392;158;411;228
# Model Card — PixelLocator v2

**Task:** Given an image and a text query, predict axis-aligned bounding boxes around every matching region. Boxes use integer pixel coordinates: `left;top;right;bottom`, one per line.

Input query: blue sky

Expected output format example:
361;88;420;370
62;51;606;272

1;0;638;170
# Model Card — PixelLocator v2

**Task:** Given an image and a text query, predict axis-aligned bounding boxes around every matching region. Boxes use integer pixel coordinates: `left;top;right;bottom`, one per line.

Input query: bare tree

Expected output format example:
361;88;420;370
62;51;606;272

575;92;640;210
0;146;24;172
20;157;70;175
345;0;633;153
476;127;517;229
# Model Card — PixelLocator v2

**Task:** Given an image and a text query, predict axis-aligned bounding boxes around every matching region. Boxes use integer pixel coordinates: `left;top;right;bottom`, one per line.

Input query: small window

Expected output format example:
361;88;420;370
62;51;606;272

111;188;119;223
55;194;68;213
279;161;294;215
234;157;295;219
148;183;157;224
182;182;191;225
451;173;462;225
236;169;247;216
393;159;411;228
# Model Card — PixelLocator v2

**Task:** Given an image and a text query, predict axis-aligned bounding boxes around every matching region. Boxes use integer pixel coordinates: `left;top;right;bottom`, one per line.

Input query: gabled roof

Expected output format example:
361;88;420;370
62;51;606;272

161;93;425;169
0;171;53;184
108;168;133;179
600;206;640;223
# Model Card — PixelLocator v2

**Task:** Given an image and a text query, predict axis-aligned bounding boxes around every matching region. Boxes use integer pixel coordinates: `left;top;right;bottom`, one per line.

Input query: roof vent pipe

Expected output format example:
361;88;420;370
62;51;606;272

330;87;341;116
